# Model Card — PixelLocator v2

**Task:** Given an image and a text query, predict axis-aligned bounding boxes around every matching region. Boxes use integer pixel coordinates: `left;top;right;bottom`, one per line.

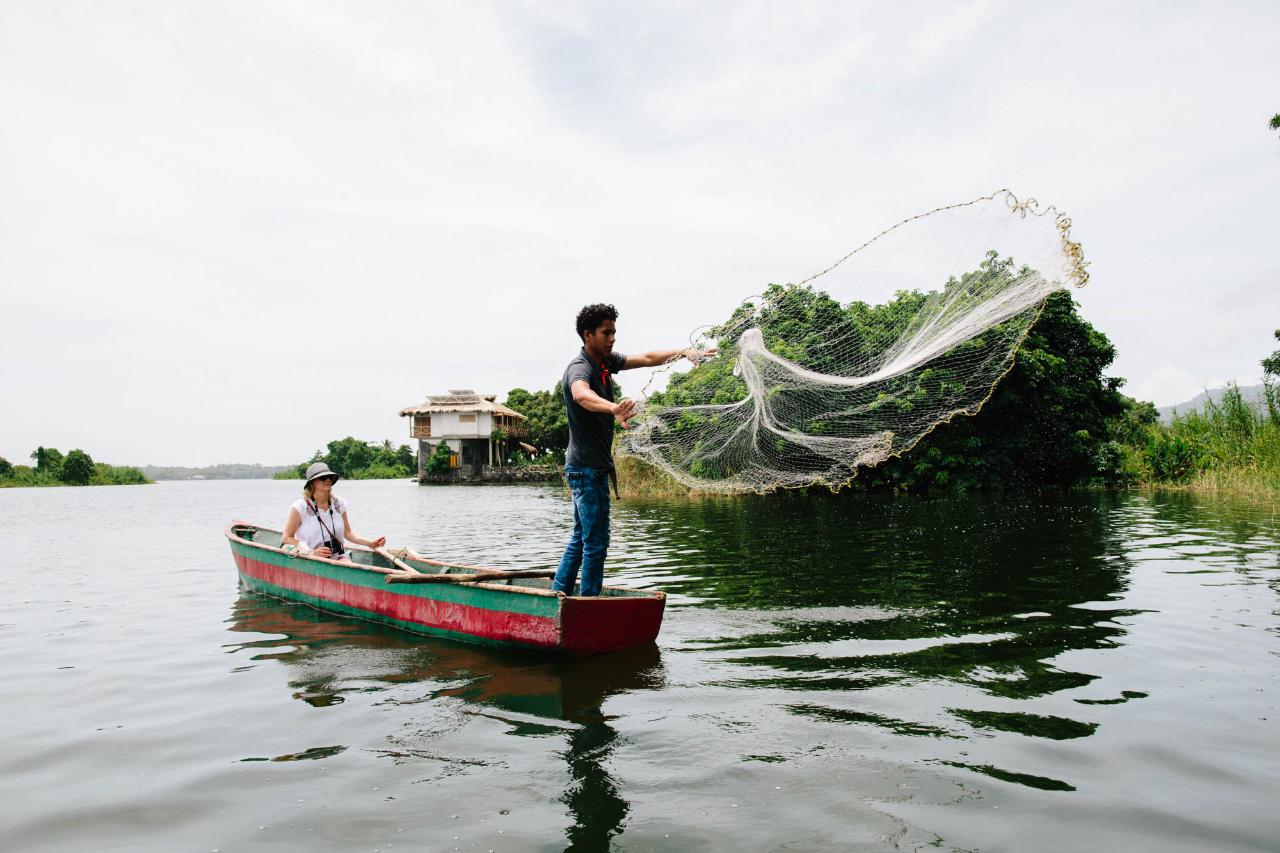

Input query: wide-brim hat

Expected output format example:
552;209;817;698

304;462;339;484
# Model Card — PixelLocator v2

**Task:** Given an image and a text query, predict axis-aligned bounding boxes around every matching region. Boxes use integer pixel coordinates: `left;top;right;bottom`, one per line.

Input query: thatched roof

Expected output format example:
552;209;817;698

399;389;526;420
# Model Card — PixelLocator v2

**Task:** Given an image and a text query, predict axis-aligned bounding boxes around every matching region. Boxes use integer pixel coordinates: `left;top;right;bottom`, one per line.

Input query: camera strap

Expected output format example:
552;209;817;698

306;498;340;548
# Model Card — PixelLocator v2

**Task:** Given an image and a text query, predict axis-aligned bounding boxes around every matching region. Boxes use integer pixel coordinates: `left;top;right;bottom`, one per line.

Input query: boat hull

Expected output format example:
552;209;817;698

227;523;664;654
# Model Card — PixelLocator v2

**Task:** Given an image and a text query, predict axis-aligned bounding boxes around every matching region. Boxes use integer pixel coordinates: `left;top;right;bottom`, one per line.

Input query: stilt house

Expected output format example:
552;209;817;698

399;390;527;480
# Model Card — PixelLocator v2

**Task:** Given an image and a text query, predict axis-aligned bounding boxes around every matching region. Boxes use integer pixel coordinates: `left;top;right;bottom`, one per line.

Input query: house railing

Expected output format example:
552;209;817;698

411;420;527;440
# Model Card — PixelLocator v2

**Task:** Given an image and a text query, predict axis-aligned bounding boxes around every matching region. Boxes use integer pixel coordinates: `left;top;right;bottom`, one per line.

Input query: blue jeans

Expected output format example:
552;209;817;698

553;466;611;596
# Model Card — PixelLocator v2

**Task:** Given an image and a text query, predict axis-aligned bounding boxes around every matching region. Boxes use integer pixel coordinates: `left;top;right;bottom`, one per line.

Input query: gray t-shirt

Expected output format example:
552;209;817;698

563;348;627;469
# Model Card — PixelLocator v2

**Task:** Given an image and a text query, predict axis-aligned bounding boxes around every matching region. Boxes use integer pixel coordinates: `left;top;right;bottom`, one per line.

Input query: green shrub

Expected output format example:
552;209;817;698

0;465;60;487
1144;432;1203;482
426;442;454;475
31;447;64;479
91;464;150;485
61;449;95;485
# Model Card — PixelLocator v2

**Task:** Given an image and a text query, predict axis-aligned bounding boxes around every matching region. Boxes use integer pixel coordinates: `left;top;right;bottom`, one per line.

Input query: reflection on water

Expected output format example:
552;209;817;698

3;480;1278;852
628;493;1139;732
227;592;664;848
226;593;665;721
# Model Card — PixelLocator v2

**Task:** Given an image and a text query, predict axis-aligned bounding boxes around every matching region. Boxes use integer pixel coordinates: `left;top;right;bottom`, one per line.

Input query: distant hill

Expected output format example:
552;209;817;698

1157;384;1266;423
140;463;293;480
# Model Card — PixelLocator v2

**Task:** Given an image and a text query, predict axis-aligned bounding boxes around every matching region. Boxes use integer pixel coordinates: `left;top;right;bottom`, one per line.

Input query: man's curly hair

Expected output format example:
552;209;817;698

575;303;618;341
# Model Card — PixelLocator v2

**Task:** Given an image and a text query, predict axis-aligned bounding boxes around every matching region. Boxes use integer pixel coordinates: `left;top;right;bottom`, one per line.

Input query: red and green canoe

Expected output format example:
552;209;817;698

226;522;665;655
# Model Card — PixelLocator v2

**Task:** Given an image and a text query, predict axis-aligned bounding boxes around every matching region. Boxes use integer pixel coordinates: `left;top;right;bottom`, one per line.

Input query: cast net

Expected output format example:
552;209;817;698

623;190;1088;493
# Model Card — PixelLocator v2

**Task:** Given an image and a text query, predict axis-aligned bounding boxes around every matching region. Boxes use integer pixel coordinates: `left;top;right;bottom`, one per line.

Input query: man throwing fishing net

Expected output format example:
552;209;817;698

552;303;716;597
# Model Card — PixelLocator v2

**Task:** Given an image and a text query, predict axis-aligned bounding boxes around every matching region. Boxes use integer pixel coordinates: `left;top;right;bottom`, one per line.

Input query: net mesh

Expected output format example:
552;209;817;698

624;190;1089;494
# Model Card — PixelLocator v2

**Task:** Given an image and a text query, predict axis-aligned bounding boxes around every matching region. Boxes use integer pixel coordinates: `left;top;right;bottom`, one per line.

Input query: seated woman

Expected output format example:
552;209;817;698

282;462;386;559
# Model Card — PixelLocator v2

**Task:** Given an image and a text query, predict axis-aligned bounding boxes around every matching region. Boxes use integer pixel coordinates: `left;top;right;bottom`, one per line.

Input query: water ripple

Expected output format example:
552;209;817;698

1;481;1277;851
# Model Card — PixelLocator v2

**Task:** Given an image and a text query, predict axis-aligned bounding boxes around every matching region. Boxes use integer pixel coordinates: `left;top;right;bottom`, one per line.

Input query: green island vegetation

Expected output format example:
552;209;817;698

276;437;417;480
0;447;151;488
605;281;1280;501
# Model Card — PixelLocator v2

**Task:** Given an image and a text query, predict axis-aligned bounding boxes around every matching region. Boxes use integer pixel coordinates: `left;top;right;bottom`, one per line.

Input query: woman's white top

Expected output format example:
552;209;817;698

290;497;347;551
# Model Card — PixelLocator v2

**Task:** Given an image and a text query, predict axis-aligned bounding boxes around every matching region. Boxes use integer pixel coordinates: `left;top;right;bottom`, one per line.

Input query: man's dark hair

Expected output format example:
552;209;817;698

575;303;618;341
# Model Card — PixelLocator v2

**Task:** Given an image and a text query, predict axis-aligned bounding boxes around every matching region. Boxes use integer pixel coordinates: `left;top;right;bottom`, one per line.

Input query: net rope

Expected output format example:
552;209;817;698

624;190;1088;494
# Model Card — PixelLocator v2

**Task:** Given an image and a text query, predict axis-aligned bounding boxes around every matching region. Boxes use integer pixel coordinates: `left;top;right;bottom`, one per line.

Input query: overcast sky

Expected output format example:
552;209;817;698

2;1;1277;467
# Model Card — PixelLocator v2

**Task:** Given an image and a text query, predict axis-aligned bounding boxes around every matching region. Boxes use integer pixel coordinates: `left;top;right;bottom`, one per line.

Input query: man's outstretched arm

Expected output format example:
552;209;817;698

622;347;717;370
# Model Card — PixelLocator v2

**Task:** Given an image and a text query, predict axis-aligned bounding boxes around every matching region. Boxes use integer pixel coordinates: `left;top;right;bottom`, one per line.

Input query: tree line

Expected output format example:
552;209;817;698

276;437;417;480
0;447;150;488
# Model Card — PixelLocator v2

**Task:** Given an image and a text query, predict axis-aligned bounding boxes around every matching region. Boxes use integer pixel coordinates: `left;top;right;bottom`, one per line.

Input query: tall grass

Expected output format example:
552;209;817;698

614;452;692;497
1139;383;1280;499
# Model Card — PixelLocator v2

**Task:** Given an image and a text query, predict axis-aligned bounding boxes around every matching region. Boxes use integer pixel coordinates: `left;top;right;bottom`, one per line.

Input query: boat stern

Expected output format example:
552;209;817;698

558;590;666;655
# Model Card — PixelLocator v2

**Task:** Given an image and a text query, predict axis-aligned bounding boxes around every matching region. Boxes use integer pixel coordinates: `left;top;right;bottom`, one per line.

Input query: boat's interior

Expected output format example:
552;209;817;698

231;523;643;597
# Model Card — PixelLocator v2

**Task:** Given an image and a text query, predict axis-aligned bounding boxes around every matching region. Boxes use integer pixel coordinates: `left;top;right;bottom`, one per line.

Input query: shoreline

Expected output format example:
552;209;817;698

0;479;153;489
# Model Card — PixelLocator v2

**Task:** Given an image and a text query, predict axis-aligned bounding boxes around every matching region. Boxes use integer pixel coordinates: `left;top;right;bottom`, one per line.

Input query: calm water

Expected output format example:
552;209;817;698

2;480;1278;852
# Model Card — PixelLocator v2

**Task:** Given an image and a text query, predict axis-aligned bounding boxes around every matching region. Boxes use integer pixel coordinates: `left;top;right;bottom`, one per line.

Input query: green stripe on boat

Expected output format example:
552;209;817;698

229;540;555;618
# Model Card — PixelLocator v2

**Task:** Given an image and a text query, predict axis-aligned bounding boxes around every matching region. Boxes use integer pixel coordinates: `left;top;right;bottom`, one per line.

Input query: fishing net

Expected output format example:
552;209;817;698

624;190;1089;494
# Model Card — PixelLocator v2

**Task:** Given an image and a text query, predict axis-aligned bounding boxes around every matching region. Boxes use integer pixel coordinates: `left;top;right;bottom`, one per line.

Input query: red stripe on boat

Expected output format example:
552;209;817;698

235;554;561;648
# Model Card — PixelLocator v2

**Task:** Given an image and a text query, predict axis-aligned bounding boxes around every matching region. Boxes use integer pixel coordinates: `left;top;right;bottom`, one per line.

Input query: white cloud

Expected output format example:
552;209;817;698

2;1;1278;465
1126;366;1256;409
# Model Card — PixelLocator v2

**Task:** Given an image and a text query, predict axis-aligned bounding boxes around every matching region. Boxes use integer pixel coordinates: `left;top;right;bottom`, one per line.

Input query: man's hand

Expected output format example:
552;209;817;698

684;347;718;366
612;398;637;428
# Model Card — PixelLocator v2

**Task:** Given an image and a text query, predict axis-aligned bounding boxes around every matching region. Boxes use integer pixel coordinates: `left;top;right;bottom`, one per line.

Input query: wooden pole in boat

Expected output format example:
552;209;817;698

374;546;423;575
383;545;553;582
395;547;500;574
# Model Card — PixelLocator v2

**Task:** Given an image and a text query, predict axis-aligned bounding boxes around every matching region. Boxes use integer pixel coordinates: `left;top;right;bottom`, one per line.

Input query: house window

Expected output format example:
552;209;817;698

459;414;477;423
